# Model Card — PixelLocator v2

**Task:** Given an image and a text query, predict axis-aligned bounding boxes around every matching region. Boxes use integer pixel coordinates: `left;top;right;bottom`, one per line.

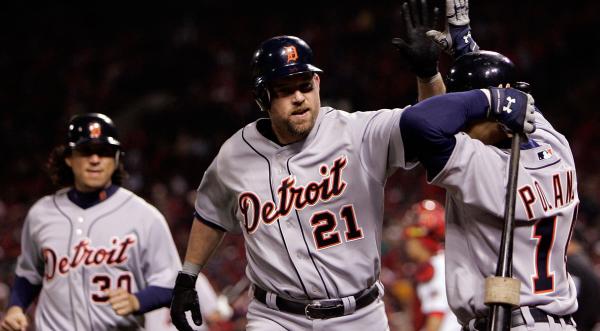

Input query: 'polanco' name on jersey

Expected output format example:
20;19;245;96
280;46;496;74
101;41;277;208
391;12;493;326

517;170;575;220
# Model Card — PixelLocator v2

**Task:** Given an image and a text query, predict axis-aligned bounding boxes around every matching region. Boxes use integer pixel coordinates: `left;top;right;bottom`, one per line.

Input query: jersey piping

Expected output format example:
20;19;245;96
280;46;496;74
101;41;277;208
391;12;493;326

52;195;78;330
286;156;332;299
241;127;310;298
524;158;561;170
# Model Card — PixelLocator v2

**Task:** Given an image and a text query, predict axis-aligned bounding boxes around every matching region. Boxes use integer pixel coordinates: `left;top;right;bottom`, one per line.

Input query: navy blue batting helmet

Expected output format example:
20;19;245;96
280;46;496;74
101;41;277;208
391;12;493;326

67;113;120;150
251;35;323;111
446;50;518;92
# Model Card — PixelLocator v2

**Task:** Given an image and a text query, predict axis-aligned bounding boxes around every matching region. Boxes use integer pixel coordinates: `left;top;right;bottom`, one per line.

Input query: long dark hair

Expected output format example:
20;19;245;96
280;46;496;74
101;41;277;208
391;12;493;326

46;145;128;189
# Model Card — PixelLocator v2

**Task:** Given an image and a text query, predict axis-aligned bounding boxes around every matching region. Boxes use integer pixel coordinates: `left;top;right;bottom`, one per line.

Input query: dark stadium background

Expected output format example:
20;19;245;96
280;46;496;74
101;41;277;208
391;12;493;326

1;1;598;330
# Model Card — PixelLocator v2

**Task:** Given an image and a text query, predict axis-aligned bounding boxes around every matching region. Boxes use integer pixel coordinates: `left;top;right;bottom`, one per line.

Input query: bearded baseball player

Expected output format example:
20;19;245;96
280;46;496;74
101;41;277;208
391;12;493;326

396;0;579;330
167;34;535;330
0;113;181;331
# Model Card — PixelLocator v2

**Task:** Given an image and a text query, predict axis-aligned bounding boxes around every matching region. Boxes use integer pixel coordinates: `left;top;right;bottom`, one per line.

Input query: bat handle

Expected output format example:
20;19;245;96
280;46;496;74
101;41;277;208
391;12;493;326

488;133;522;331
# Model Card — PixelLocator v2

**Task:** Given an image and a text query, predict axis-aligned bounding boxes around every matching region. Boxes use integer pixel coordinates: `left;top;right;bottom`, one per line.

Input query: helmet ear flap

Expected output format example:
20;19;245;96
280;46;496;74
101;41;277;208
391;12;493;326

253;81;271;112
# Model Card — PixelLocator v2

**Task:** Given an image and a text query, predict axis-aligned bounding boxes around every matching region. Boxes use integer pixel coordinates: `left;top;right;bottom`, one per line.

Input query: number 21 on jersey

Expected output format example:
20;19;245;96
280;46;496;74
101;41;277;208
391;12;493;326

310;204;364;250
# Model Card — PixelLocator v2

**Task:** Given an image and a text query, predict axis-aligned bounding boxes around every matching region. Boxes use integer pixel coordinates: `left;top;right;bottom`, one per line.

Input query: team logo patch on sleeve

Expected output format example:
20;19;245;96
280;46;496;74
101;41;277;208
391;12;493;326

537;148;553;160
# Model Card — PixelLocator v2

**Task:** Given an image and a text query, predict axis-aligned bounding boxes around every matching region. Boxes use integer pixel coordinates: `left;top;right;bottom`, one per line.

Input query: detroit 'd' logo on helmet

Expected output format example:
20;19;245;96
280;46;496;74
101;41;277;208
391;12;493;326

284;46;299;63
89;122;102;138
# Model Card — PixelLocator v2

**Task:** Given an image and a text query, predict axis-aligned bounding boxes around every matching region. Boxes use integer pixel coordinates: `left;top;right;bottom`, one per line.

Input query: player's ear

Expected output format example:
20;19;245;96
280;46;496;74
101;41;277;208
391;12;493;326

64;156;73;168
313;73;320;87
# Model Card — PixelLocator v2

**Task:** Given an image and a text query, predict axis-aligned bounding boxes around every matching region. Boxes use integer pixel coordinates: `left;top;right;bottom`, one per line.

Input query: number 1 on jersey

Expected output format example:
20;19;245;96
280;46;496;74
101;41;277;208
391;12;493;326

531;216;557;293
531;204;578;295
310;205;363;250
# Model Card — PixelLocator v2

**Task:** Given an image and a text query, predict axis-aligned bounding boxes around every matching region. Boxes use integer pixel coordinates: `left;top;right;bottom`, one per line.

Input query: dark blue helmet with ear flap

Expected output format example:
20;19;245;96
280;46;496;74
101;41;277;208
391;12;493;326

251;35;323;111
67;113;121;149
446;50;517;92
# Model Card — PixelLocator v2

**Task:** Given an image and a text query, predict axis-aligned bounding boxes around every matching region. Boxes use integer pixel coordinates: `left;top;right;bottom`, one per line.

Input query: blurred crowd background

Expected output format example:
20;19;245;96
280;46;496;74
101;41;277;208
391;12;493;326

1;1;599;330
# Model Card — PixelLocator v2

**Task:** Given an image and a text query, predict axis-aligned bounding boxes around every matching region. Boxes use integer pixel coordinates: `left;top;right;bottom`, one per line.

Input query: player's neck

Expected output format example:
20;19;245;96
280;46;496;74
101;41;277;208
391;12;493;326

67;184;119;209
257;119;286;146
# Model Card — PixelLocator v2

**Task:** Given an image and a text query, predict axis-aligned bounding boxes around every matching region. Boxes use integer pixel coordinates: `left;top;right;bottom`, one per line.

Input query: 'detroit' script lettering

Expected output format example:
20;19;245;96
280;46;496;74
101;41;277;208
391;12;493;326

43;235;136;280
239;156;348;233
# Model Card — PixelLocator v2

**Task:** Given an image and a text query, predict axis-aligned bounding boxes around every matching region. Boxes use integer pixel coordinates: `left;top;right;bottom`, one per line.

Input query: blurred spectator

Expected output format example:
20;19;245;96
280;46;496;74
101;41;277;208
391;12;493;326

566;227;600;331
401;200;460;331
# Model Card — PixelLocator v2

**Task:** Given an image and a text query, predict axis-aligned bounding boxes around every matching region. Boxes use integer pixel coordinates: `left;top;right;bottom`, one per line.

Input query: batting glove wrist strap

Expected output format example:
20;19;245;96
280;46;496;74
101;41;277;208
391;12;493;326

175;272;197;289
449;24;479;58
487;87;536;134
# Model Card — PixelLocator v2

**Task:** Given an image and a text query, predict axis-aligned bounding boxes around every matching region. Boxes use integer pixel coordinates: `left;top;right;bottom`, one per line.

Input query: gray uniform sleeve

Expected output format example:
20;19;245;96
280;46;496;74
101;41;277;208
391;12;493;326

359;108;417;183
15;208;44;285
194;153;238;232
431;133;509;218
142;206;182;288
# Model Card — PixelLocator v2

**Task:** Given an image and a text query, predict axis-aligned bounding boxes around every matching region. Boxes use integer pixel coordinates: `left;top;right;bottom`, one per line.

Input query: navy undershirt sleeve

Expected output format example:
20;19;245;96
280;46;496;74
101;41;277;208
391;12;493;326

8;276;42;309
400;90;489;179
134;286;173;314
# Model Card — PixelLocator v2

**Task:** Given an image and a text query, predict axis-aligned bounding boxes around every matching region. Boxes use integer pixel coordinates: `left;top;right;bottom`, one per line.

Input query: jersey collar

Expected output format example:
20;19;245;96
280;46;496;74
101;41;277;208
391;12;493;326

67;184;119;209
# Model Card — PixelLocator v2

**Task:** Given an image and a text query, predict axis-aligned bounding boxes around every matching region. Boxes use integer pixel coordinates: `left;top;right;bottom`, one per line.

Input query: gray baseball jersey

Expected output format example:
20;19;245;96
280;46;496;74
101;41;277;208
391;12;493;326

16;187;181;330
195;106;414;300
432;112;578;324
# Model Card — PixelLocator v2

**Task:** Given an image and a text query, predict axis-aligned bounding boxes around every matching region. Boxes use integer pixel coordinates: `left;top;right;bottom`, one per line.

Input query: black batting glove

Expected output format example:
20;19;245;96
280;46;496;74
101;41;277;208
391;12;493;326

392;0;441;78
487;87;536;134
170;272;202;331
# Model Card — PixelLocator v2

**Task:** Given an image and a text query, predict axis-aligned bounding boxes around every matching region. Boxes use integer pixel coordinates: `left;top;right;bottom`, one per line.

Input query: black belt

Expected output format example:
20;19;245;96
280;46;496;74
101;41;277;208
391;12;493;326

253;285;379;319
464;307;574;330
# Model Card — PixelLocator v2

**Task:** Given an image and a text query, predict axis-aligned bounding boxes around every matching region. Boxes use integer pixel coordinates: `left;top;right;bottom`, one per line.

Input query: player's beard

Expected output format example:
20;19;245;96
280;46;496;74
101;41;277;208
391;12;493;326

285;109;317;139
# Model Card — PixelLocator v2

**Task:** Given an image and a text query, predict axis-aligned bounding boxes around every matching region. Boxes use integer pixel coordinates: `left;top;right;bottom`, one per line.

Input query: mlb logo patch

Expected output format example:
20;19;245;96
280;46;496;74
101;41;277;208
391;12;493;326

537;148;553;160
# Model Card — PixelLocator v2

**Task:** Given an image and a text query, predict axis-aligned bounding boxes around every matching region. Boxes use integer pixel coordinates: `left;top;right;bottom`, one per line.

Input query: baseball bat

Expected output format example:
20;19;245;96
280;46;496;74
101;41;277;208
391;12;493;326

221;276;250;304
487;133;521;331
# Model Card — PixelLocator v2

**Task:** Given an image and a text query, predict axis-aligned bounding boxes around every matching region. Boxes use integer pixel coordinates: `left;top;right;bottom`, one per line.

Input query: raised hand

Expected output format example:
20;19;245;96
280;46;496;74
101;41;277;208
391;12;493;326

392;0;441;78
425;0;479;58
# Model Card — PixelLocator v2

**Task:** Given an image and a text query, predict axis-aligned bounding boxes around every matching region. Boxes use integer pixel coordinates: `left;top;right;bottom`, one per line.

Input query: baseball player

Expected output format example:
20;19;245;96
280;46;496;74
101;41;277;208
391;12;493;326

397;1;579;329
0;113;181;331
168;34;531;330
402;200;460;331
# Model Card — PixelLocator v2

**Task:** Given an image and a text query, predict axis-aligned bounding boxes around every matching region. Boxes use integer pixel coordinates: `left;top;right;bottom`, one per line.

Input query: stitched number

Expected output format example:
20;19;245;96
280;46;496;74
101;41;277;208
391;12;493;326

91;275;111;302
341;205;364;241
310;205;363;250
91;272;134;303
532;216;557;293
310;211;341;249
531;204;579;294
117;273;132;293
